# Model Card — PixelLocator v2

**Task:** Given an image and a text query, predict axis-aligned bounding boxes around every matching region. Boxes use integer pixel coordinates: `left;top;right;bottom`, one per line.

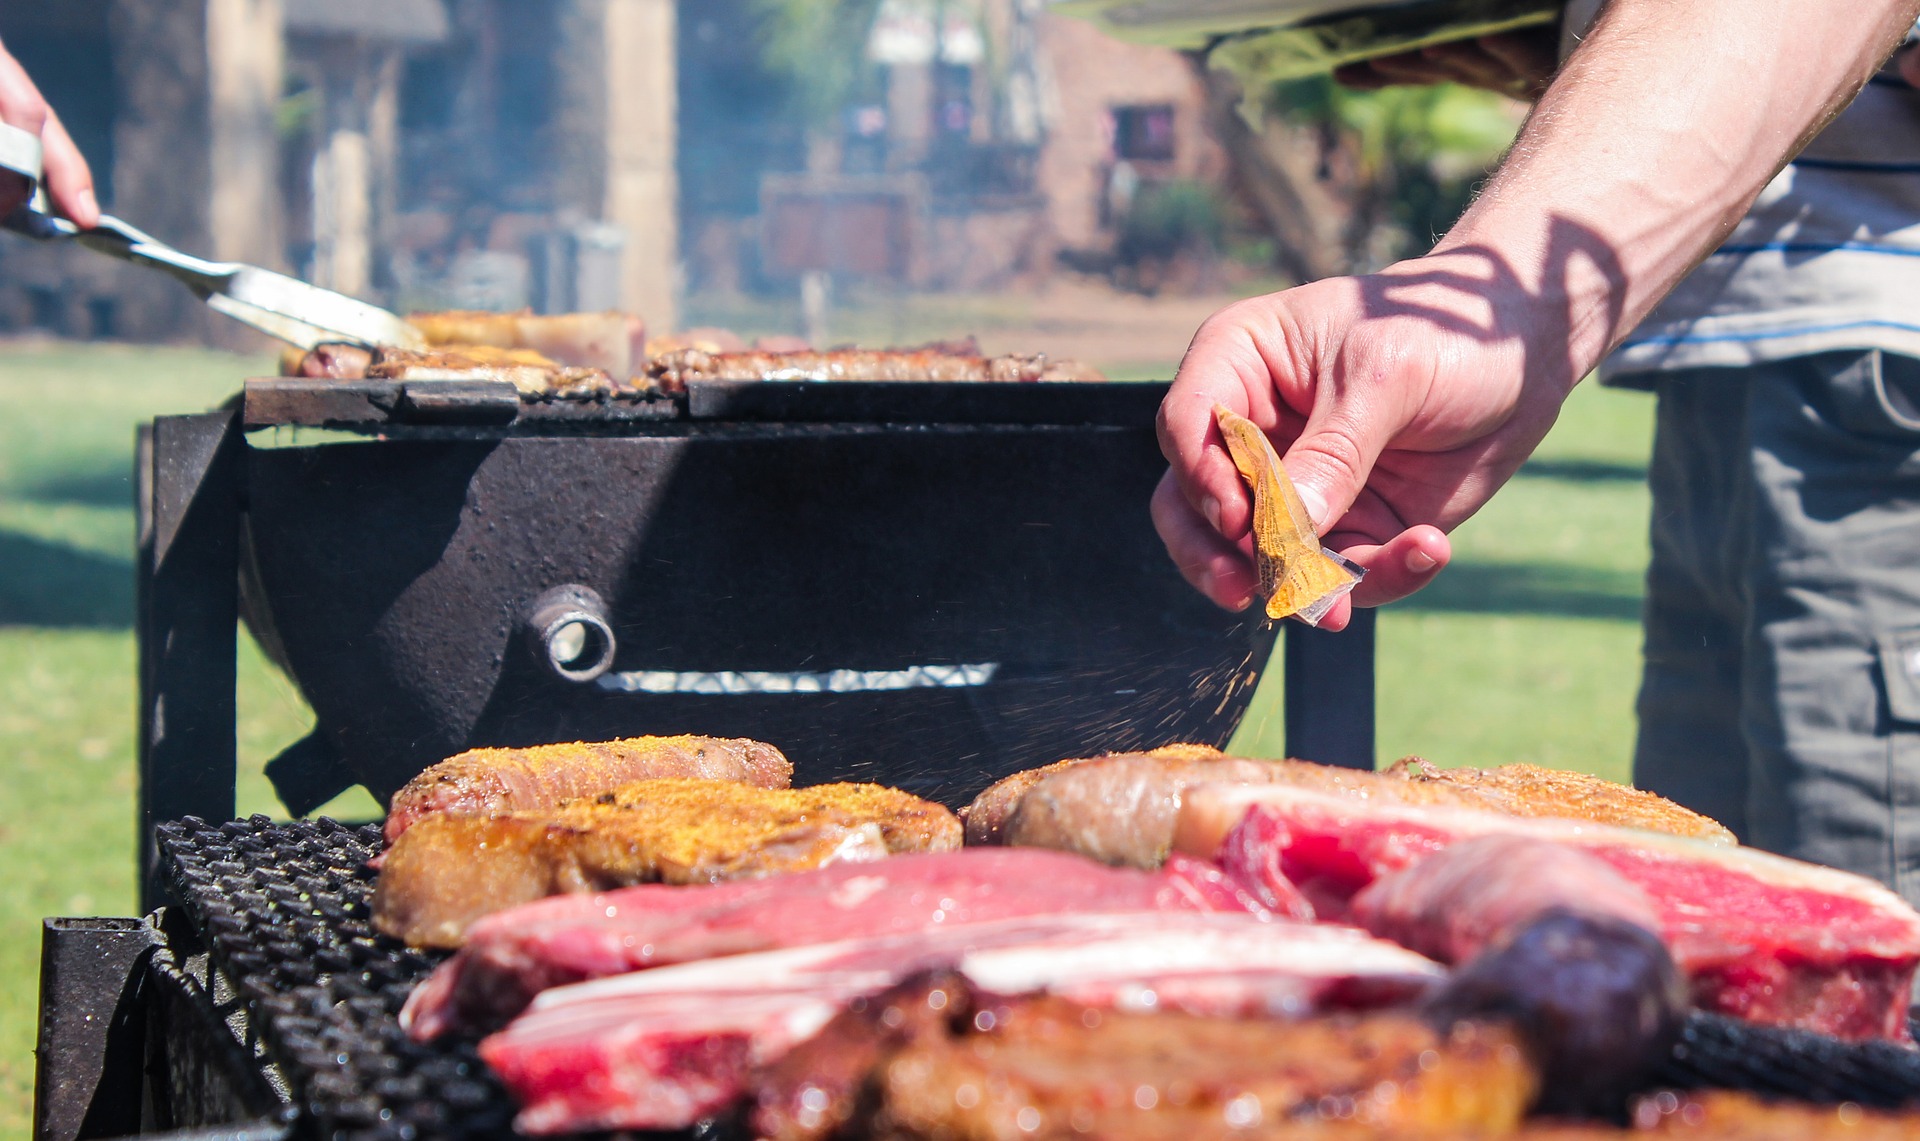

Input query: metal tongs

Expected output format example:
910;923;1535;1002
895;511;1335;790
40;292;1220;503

0;121;422;350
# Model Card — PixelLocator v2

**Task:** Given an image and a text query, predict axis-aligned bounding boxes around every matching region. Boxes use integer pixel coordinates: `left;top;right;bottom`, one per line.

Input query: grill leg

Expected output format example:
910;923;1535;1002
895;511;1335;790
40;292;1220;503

138;412;243;910
33;918;161;1141
1283;608;1376;769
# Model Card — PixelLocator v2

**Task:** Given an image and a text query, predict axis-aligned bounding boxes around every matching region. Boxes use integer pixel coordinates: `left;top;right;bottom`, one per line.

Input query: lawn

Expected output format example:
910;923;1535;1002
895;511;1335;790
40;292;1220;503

0;338;1654;1135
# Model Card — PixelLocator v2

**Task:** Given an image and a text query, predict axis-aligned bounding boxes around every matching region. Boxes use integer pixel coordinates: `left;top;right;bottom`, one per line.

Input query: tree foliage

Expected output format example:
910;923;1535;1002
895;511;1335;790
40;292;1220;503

751;0;887;130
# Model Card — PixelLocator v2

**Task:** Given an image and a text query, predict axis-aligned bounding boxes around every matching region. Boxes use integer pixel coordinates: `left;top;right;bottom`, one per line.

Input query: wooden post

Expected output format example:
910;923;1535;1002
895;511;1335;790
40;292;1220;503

602;0;679;332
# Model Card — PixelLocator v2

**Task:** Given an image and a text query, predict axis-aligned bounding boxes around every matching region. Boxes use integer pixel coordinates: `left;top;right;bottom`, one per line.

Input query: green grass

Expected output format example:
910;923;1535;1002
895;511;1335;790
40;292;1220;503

0;341;1654;1136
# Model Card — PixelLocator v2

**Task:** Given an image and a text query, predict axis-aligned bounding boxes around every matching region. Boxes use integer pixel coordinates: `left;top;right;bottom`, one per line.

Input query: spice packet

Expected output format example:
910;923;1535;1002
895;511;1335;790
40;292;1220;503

1212;404;1365;627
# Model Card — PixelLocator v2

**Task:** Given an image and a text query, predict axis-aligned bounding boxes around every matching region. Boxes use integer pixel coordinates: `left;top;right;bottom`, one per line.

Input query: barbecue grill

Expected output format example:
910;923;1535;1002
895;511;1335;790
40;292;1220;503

48;374;1916;1141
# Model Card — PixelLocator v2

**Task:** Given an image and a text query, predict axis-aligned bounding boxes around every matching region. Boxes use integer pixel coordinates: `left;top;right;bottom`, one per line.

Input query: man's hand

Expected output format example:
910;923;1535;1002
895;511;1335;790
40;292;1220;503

0;37;98;226
1157;0;1920;629
1156;248;1580;632
1333;29;1559;101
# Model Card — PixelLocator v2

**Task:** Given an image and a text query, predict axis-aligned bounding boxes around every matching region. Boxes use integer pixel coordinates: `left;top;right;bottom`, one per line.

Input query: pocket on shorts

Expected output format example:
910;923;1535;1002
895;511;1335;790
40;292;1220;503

1868;350;1920;436
1877;626;1920;724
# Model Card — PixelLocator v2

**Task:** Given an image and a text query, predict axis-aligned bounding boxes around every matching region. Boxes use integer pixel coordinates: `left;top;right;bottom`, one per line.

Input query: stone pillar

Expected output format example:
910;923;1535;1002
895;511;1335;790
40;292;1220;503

307;39;401;300
602;0;677;332
110;0;284;345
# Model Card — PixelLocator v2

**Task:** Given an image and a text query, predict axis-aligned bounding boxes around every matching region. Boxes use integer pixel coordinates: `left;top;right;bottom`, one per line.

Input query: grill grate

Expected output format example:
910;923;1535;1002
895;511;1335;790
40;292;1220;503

157;816;516;1141
155;816;1920;1140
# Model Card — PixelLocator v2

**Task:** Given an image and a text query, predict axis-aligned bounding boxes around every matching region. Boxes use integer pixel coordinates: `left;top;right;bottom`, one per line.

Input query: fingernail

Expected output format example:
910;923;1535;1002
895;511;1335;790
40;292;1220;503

1202;497;1221;531
1296;484;1330;531
1407;549;1438;574
1228;592;1252;612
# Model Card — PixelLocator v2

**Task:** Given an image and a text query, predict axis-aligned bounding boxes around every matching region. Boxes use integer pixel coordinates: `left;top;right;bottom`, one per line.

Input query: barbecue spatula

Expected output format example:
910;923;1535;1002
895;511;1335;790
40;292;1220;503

1;205;426;350
0;123;422;350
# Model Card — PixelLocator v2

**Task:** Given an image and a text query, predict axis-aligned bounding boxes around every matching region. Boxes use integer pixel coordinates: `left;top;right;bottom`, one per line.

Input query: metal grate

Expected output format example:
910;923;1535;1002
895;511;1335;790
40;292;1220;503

154;816;1920;1141
156;816;516;1141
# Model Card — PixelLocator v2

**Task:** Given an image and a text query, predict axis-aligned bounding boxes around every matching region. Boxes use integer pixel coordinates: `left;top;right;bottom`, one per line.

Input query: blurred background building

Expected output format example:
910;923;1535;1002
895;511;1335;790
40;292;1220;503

0;0;1228;343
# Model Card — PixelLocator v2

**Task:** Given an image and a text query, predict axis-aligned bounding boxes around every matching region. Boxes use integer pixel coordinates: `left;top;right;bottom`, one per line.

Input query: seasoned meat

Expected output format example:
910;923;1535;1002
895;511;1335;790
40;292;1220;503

384;733;791;843
1003;751;1303;868
963;744;1226;846
1177;783;1920;1041
282;341;374;379
402;849;1267;1040
407;309;646;377
1388;758;1737;844
646;347;1105;391
365;344;614;396
373;779;958;948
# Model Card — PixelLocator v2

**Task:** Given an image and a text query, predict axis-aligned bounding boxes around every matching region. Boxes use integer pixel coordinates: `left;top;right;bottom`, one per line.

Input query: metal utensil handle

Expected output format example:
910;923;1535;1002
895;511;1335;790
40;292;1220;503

0;121;44;187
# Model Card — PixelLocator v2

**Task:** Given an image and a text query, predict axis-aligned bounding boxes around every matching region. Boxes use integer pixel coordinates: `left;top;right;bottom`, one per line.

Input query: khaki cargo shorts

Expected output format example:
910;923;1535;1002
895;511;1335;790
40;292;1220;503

1633;349;1920;905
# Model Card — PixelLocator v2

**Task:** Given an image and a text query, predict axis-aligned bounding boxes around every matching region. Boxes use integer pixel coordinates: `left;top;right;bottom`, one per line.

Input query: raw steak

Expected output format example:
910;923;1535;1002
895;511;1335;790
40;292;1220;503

1176;783;1920;1040
403;848;1265;1039
479;912;1445;1134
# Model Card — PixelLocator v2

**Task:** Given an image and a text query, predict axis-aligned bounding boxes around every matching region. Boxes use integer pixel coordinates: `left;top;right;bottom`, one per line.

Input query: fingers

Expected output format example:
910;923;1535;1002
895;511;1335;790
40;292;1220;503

1326;524;1451;609
1151;471;1257;613
1475;32;1558;98
39;107;97;226
1158;304;1287;546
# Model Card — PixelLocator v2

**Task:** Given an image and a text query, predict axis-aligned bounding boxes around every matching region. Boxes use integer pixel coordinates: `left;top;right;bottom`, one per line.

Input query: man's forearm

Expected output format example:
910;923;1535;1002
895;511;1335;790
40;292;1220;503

1438;0;1920;382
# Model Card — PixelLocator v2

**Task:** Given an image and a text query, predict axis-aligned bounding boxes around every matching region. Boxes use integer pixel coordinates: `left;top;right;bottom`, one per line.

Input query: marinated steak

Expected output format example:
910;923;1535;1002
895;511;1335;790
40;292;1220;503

478;913;1446;1134
1176;783;1920;1040
384;734;792;843
375;779;957;948
402;848;1268;1040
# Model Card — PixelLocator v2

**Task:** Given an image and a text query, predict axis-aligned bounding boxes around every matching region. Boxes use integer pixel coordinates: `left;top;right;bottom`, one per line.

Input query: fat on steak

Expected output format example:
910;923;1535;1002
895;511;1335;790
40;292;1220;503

383;734;792;843
1176;783;1920;1041
375;779;958;949
478;913;1445;1134
401;848;1269;1040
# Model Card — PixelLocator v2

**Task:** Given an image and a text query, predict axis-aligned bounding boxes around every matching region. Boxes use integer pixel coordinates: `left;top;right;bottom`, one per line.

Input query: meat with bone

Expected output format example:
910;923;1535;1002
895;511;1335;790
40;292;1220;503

1175;783;1920;1040
478;913;1447;1134
972;750;1730;871
646;347;1105;391
755;975;1533;1141
374;779;958;948
384;734;791;843
402;848;1269;1040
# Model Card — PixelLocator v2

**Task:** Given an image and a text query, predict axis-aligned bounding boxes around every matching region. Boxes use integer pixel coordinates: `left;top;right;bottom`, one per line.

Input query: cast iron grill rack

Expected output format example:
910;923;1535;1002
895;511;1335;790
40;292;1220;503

71;814;1920;1141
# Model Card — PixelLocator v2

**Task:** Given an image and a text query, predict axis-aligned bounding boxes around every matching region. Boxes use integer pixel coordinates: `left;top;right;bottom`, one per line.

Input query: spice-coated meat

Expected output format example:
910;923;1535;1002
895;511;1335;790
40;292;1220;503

401;848;1268;1040
1387;758;1737;845
383;734;792;843
406;309;647;377
1176;783;1920;1041
373;779;957;949
645;347;1105;391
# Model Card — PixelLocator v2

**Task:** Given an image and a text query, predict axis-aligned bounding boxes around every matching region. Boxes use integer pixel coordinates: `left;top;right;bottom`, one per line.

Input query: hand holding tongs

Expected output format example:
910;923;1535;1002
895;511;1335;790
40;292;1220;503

0;121;422;350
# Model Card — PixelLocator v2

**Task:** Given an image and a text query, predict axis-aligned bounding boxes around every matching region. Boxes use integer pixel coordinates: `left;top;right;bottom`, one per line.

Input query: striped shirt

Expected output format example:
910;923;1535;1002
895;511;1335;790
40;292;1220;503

1604;66;1920;377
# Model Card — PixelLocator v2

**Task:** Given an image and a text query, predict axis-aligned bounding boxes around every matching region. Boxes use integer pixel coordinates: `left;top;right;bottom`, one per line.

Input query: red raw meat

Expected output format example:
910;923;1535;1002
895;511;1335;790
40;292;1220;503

1176;783;1920;1041
404;848;1262;1039
478;912;1443;1134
